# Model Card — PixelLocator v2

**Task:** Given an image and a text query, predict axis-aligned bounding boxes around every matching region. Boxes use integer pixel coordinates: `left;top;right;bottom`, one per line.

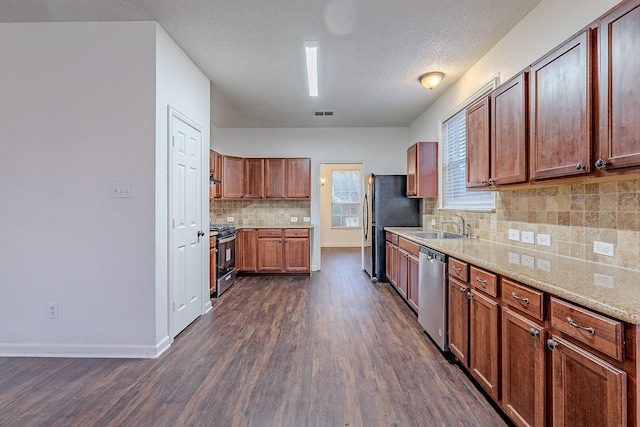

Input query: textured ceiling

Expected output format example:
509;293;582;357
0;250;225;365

0;0;540;128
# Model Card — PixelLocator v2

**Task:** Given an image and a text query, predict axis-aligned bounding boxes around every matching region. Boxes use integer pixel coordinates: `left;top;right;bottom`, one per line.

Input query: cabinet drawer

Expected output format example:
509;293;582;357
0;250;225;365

398;237;419;256
501;278;544;321
386;232;398;245
470;266;498;298
449;258;469;282
258;229;282;238
285;228;309;238
550;297;623;361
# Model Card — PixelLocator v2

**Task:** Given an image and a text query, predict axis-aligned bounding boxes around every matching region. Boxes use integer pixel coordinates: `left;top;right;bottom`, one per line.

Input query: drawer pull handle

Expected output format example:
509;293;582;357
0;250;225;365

475;277;487;286
511;292;529;304
452;266;462;272
529;328;540;338
567;317;595;334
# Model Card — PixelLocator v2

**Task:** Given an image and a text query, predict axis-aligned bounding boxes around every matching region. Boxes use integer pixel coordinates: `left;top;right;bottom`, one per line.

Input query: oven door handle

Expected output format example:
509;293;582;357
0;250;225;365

218;235;236;244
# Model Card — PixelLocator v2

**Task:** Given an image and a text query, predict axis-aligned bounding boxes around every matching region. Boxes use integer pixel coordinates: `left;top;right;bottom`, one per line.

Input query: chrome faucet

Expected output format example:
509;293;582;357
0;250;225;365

441;215;466;236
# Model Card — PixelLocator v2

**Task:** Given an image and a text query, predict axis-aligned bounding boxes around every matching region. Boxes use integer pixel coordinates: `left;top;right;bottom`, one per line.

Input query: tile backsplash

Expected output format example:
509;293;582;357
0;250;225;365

210;199;311;227
424;179;640;270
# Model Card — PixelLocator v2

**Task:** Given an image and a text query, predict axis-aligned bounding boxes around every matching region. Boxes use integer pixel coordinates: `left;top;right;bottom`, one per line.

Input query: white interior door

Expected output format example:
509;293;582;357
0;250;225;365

170;110;204;337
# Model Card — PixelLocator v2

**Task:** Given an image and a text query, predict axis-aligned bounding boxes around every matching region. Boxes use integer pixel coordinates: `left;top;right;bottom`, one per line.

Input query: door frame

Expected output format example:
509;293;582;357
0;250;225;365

167;106;209;340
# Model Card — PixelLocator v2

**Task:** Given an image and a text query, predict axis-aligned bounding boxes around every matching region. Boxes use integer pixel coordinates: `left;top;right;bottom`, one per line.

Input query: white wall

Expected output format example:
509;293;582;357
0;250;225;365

408;0;620;142
211;126;408;269
0;21;210;358
155;25;211;347
0;22;157;356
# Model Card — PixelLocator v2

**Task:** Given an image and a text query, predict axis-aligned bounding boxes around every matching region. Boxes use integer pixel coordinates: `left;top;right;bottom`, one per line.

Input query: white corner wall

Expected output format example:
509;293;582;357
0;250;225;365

211;126;409;270
0;22;158;357
408;0;621;142
155;24;211;345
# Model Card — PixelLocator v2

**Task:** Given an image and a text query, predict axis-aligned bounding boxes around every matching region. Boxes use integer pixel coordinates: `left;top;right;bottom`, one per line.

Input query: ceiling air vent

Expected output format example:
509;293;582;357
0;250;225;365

313;110;334;116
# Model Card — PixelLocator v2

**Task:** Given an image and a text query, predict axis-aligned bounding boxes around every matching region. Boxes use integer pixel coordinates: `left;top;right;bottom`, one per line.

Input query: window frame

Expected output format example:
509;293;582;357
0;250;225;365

438;77;499;212
330;169;361;228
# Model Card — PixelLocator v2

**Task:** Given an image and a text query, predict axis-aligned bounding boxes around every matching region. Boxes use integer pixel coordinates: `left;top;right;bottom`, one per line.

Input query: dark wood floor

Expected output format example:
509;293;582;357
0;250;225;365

0;248;507;427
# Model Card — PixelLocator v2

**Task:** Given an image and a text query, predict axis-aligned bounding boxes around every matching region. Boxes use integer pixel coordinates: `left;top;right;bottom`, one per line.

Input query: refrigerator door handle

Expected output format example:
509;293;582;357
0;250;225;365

363;193;369;240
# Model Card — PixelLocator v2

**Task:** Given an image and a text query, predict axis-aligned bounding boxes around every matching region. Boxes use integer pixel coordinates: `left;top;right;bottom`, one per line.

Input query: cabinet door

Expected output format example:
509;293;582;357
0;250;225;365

222;155;244;198
212;151;222;198
237;229;258;272
406;144;417;196
407;253;419;312
285;158;311;199
597;1;640;172
466;96;491;189
284;237;310;272
491;72;528;186
396;249;409;299
448;276;469;366
209;237;216;295
548;335;627;427
385;241;397;285
530;30;592;180
501;308;545;427
265;158;286;198
470;290;500;401
244;158;264;199
257;237;283;272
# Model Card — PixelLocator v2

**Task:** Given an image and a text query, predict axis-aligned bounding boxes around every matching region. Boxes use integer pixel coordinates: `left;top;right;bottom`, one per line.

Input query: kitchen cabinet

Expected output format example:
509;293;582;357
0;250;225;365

448;275;470;365
257;229;284;272
385;232;398;287
285;158;311;199
596;0;640;174
529;30;592;180
244;158;264;199
221;155;244;198
406;141;437;198
236;229;258;272
469;280;500;401
283;228;310;272
209;236;217;295
501;309;545;427
466;97;491;189
265;158;286;198
209;150;222;199
396;237;419;311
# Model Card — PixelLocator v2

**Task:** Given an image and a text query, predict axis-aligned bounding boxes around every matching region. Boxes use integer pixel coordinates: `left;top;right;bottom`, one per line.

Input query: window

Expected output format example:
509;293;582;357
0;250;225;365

440;80;496;211
331;170;360;227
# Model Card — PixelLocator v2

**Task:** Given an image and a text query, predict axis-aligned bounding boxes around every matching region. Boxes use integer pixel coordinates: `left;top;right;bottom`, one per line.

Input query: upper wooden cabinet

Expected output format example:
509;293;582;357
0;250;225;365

221;155;244;199
265;158;286;198
491;72;528;186
466;97;491;189
209;150;222;199
285;158;311;199
597;0;640;173
406;141;437;198
244;158;264;199
529;30;592;180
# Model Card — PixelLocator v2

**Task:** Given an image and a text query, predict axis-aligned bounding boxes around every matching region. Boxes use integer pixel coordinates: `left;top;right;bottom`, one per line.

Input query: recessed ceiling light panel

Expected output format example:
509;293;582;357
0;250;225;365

305;41;318;97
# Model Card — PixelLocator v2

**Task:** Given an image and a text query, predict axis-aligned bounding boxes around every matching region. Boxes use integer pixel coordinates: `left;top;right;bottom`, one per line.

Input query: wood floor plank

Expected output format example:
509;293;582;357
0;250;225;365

0;248;508;427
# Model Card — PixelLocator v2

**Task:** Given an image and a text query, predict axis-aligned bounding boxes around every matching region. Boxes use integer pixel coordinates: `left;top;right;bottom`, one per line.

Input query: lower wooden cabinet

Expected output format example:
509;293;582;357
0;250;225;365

469;289;500;401
209;236;217;295
386;234;419;312
385;240;398;286
501;308;546;427
448;276;470;365
547;335;627;427
238;228;310;274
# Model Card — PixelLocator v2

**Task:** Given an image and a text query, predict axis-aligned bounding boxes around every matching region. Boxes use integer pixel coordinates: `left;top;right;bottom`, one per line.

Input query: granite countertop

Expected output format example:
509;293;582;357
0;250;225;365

235;224;313;229
386;227;640;324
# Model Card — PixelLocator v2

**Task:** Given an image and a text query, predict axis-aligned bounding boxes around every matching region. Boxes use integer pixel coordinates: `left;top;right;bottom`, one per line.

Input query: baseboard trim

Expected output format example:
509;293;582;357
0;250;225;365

0;336;172;359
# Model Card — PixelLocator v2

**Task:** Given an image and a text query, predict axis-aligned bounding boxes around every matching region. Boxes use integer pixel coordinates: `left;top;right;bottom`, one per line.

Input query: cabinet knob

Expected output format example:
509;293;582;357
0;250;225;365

467;291;473;299
529;328;540;338
481;180;488;185
595;159;607;169
546;339;558;350
575;163;585;171
459;287;466;293
488;178;495;185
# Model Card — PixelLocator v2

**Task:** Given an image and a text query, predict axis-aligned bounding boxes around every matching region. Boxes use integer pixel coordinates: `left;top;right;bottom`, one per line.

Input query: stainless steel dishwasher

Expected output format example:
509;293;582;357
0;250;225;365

418;246;448;352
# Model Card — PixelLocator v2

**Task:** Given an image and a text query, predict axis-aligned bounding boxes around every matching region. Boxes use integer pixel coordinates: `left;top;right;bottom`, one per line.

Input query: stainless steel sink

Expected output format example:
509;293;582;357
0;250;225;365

407;231;465;239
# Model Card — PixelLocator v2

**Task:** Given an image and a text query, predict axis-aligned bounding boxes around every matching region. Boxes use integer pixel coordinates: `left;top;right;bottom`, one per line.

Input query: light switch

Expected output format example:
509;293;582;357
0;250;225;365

111;183;132;198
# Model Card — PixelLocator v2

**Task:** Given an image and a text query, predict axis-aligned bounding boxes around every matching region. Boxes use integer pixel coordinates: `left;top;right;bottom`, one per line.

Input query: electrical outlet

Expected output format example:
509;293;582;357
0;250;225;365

593;273;614;288
431;219;436;226
521;231;534;244
48;302;58;319
594;241;615;257
508;252;520;264
521;254;535;268
226;216;234;223
290;216;298;222
303;217;311;222
537;258;551;272
508;229;520;241
537;234;551;247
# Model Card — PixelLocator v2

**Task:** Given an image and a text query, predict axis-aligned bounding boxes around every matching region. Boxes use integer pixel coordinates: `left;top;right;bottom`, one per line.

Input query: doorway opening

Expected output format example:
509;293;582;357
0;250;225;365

319;163;364;248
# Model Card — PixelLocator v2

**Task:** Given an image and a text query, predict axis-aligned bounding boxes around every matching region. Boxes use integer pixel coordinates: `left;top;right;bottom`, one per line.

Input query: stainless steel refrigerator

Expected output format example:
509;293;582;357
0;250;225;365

362;174;421;282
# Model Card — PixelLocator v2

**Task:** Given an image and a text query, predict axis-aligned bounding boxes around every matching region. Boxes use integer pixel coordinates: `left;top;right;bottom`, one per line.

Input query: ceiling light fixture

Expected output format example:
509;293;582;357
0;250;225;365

419;72;445;90
305;41;318;97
